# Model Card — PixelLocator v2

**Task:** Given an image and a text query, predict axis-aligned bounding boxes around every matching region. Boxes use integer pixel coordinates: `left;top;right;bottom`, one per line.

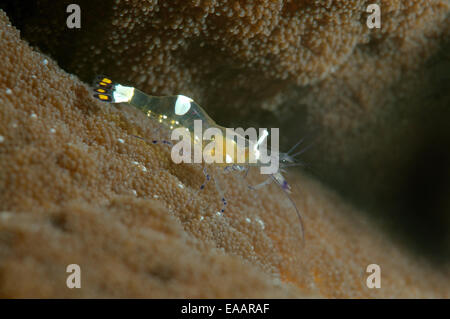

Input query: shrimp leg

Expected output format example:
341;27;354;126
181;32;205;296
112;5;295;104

248;177;272;190
270;174;305;243
212;168;227;213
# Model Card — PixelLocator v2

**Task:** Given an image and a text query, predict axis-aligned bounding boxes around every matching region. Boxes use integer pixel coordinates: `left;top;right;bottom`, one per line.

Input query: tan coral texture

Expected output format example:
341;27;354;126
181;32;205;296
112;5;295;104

0;1;449;298
7;0;450;252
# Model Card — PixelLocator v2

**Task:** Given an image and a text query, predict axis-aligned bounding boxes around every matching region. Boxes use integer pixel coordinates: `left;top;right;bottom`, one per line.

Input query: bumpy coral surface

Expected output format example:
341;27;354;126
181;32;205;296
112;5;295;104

4;0;449;256
0;11;449;297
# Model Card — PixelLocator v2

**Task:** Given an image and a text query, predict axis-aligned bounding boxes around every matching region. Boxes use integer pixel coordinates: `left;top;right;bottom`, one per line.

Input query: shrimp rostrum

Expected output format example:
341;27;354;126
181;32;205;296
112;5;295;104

93;76;305;241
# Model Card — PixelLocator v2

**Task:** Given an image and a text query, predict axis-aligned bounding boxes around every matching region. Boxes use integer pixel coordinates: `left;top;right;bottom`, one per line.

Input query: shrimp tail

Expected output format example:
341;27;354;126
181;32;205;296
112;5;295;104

92;76;116;102
92;76;135;103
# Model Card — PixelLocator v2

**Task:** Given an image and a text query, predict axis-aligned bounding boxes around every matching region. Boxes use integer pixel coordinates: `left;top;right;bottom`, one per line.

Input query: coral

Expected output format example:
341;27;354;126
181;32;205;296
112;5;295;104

0;11;303;297
4;0;382;86
4;1;450;253
0;10;449;298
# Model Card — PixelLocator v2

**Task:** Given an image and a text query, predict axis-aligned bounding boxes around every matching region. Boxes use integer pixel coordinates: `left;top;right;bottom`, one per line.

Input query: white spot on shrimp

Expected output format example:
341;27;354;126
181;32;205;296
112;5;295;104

245;217;251;223
30;113;37;119
174;95;193;115
178;183;184;189
199;216;204;221
49;128;56;133
117;138;125;144
153;194;159;199
216;211;223;217
5;88;12;95
0;135;4;143
42;59;48;66
131;189;137;196
31;75;37;79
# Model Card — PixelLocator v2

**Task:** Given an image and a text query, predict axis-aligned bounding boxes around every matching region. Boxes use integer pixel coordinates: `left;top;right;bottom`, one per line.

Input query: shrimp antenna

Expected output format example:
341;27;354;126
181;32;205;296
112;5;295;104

287;136;306;155
270;174;305;245
291;141;314;159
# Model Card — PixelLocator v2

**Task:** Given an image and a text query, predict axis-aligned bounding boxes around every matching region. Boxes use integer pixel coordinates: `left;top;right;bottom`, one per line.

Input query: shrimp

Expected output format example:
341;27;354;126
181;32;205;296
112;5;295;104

93;76;304;241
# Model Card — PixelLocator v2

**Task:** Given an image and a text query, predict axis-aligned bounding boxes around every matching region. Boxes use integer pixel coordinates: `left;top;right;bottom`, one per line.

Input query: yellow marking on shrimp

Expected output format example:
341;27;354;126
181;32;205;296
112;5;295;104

92;76;260;165
90;77;304;237
92;76;305;242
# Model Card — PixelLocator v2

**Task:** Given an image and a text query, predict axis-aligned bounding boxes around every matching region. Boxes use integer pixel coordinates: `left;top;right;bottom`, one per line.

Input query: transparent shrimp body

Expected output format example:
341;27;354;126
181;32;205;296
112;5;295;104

107;82;256;167
93;77;304;239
